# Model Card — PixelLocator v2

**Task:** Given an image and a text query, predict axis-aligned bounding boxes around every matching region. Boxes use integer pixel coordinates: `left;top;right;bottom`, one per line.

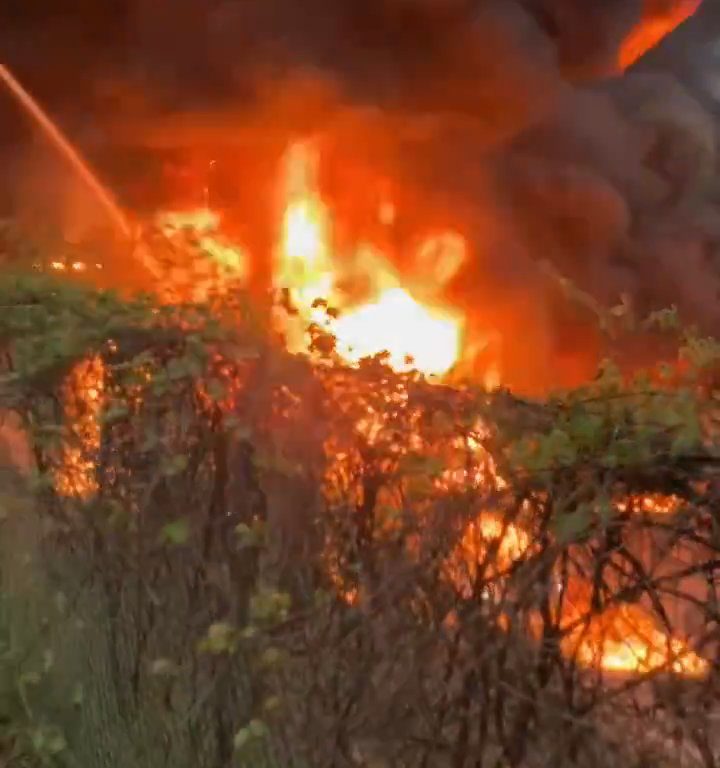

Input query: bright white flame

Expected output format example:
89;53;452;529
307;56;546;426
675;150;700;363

333;287;462;376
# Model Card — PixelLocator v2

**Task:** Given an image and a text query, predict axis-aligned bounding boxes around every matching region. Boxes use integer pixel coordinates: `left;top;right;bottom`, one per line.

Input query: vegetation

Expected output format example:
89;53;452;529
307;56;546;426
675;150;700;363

0;270;718;767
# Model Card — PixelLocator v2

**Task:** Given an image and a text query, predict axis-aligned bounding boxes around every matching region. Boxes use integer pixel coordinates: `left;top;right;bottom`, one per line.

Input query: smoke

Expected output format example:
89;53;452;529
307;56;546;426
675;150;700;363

1;0;717;392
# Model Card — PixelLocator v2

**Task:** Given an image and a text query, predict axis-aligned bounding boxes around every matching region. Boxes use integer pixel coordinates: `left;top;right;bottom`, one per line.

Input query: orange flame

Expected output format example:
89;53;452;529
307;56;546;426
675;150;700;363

559;583;708;678
619;0;702;70
448;514;708;678
274;141;465;377
54;356;104;499
54;139;709;681
155;208;248;277
445;512;532;598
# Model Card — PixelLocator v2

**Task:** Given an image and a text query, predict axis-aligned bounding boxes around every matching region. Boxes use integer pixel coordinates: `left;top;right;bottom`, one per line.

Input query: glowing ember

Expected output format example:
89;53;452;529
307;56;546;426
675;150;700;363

54;356;104;499
617;493;683;516
618;0;702;70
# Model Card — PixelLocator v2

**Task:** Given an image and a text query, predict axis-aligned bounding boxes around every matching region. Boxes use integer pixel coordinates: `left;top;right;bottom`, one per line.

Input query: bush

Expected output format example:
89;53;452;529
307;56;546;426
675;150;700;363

0;274;718;766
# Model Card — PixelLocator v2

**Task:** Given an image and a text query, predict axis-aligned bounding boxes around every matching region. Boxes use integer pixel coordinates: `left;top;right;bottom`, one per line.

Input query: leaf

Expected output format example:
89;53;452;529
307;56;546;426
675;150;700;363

398;453;445;478
259;647;282;668
161;453;188;477
553;505;592;543
150;658;178;677
235;520;265;549
644;306;680;332
567;412;604;451
233;727;251;751
45;729;67;755
72;682;84;707
160;518;190;546
539;428;578;468
671;421;702;456
205;377;227;401
198;622;238;654
101;404;129;424
167;357;193;381
263;695;282;713
248;719;269;738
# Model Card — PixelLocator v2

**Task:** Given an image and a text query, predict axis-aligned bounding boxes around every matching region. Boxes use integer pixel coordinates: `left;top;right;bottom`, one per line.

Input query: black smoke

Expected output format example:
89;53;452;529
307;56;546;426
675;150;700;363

0;0;717;391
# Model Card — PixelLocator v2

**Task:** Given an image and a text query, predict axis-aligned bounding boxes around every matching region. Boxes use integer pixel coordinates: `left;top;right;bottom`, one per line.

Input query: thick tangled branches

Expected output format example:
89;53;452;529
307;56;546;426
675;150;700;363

0;275;719;767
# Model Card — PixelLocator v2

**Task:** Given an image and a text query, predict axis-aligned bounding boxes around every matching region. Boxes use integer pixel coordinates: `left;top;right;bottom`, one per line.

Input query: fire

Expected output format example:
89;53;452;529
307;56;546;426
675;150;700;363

617;493;683;516
559;583;708;678
49;138;709;681
445;512;532;598
619;0;702;70
274;142;465;377
333;288;461;376
275;142;335;351
155;208;248;276
447;513;708;678
54;356;104;499
151;142;466;376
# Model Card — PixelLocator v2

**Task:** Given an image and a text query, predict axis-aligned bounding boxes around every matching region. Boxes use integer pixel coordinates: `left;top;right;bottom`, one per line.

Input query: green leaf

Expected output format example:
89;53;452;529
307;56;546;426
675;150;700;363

259;647;283;668
248;719;269;738
567;412;605;451
167;357;191;381
205;377;227;401
72;682;84;707
553;505;592;543
263;695;282;713
160;518;190;546
198;622;238;654
671;421;702;456
101;404;129;424
161;453;188;477
398;453;445;478
233;727;251;751
150;658;178;677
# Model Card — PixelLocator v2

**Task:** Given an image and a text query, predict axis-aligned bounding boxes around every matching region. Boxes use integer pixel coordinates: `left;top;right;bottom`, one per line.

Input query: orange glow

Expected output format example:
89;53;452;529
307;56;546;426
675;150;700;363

274;141;465;377
275;142;335;348
155;208;248;277
559;583;708;677
619;0;702;70
617;493;683;516
446;512;708;679
54;356;104;499
333;287;461;376
445;512;532;598
49;139;709;682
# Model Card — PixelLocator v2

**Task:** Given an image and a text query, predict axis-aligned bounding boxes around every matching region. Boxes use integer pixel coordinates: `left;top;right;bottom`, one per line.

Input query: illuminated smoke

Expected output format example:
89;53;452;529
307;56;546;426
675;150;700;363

0;0;714;392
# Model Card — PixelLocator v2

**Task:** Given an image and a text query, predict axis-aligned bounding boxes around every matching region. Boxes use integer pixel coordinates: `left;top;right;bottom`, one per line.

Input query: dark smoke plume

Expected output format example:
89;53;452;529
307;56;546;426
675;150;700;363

0;0;717;392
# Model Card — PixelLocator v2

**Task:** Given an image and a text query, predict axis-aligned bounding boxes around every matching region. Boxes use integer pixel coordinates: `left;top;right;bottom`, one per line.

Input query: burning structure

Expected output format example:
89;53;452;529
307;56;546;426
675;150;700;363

1;1;720;766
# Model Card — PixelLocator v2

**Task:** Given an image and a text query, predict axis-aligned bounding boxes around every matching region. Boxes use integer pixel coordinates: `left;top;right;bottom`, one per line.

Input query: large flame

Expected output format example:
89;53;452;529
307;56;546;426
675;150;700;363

274;142;464;377
52;139;709;681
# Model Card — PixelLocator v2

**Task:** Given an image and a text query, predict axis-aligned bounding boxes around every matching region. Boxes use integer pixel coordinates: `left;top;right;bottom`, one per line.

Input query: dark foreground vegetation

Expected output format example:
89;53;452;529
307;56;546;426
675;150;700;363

0;268;718;767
